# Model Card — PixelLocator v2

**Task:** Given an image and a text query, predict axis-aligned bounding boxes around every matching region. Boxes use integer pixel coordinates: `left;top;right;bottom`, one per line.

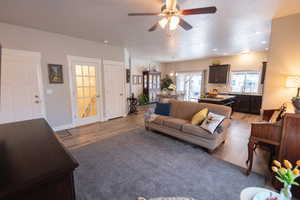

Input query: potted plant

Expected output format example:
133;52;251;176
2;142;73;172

167;84;177;95
272;160;300;199
161;75;174;91
137;93;149;105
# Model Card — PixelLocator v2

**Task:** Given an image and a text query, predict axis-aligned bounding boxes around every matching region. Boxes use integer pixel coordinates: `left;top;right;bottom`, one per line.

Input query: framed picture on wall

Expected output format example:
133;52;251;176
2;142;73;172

138;75;142;85
133;75;138;85
48;64;63;84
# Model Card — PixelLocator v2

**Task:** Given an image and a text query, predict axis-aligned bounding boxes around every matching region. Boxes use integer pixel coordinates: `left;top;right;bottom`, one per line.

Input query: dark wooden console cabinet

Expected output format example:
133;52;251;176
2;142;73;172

0;119;79;200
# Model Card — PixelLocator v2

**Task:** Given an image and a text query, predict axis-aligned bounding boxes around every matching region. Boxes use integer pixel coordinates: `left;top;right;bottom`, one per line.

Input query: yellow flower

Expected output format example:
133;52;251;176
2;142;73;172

296;160;300;167
284;160;293;169
279;167;287;175
273;160;281;168
272;166;279;173
293;168;300;176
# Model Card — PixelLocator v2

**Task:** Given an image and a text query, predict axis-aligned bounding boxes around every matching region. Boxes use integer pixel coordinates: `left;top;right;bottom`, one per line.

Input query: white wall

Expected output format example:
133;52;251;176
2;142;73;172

162;51;268;93
263;13;300;109
0;22;125;128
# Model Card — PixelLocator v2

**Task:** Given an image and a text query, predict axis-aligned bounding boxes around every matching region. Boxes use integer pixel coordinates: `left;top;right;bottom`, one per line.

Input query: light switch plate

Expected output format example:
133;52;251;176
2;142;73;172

46;89;53;95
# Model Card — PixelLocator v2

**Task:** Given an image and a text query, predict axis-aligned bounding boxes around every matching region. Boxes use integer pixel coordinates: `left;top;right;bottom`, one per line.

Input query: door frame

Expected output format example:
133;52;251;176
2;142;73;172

103;60;127;120
67;55;103;127
1;48;46;120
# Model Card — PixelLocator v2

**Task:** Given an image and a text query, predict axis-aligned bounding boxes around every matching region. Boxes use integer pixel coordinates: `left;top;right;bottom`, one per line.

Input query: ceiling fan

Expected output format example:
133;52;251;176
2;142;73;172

128;0;217;32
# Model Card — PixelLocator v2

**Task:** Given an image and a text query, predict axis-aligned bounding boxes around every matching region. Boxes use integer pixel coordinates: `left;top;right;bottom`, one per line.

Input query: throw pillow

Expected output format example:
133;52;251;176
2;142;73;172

191;108;208;125
154;103;171;116
200;112;225;134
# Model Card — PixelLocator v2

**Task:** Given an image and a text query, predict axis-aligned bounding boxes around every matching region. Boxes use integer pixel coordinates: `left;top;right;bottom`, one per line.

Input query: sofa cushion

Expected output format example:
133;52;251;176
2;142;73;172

154;103;171;116
168;100;232;120
152;115;171;125
163;117;189;130
191;108;208;125
182;124;219;140
200;112;226;134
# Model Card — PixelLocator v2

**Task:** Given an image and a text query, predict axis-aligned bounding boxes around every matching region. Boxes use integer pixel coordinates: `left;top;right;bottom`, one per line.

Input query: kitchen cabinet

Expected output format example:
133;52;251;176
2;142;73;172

208;64;230;84
231;94;262;114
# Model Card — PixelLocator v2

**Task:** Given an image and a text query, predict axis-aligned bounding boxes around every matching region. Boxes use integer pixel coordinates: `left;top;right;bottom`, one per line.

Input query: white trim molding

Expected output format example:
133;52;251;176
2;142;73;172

52;123;75;132
103;60;123;65
67;55;103;127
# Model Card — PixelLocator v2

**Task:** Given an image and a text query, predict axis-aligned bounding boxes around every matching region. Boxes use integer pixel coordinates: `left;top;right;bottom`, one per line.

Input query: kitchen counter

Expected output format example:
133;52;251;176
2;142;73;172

198;95;236;106
199;95;236;102
220;92;263;96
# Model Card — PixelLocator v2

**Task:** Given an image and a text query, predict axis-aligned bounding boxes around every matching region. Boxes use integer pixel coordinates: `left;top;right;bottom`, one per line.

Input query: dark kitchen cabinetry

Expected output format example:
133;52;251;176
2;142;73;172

250;95;263;114
232;94;262;114
233;95;250;113
261;62;267;84
208;64;230;84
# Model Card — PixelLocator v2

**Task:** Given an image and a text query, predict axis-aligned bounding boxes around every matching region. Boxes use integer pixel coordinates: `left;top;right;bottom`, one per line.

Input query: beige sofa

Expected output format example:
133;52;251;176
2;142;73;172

145;100;232;152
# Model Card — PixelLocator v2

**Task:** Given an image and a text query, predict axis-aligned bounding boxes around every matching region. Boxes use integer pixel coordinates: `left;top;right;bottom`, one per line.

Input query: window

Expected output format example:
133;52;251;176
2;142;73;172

176;72;202;102
230;72;260;93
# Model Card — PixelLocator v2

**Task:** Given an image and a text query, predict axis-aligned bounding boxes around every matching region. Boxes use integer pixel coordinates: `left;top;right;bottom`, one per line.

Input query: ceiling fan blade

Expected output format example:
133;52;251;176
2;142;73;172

166;0;177;10
180;7;217;15
179;18;193;31
128;13;160;16
148;23;159;32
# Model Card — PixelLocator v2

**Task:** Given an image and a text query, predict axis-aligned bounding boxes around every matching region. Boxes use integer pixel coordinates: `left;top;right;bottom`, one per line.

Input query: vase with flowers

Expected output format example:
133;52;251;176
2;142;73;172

167;84;176;95
272;160;300;200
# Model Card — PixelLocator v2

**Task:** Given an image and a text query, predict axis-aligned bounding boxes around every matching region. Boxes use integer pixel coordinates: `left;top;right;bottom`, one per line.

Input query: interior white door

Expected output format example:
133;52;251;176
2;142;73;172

71;60;101;127
103;61;125;120
0;49;43;124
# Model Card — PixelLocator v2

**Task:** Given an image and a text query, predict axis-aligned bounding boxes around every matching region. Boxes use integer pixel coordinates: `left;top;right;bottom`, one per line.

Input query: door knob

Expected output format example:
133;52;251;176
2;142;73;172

120;93;123;96
35;95;39;98
96;95;100;98
35;100;40;104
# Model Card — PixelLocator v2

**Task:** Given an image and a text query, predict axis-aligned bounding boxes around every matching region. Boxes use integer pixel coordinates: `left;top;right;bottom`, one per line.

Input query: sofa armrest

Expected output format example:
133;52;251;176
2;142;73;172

144;107;155;122
216;118;231;134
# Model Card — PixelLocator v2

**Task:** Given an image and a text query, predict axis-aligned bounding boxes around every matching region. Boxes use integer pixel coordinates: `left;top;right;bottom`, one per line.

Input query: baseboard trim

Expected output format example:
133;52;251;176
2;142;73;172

52;123;74;132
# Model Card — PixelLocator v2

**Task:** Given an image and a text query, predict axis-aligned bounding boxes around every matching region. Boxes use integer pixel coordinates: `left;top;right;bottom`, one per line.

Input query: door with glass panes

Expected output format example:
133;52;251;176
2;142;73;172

176;72;203;102
72;61;101;126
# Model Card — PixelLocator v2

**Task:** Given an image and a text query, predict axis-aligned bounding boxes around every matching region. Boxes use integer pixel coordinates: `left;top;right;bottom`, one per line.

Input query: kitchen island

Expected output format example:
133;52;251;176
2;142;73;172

198;95;236;107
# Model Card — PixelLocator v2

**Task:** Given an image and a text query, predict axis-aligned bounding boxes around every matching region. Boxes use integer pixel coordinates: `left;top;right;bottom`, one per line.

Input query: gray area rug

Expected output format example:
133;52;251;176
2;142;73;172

71;129;265;200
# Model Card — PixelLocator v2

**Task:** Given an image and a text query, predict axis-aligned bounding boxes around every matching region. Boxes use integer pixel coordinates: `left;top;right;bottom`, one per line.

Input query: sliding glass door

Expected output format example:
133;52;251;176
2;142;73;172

176;72;203;102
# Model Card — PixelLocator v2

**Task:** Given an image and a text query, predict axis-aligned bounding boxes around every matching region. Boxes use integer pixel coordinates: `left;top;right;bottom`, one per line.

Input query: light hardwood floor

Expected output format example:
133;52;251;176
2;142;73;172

56;111;269;175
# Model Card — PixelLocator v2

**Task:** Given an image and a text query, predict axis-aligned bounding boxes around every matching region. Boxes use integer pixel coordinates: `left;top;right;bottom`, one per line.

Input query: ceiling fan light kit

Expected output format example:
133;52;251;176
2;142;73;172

159;17;169;29
128;0;217;32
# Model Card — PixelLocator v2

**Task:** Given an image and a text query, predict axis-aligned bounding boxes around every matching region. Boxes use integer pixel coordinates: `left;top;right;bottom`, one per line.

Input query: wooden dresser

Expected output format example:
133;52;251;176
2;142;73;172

0;119;79;200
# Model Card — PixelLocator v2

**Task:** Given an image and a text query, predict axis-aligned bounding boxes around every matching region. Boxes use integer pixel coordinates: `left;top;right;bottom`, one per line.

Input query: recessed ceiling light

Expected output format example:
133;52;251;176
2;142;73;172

261;41;267;44
223;53;228;55
255;31;261;35
103;40;109;44
265;47;269;51
212;48;218;51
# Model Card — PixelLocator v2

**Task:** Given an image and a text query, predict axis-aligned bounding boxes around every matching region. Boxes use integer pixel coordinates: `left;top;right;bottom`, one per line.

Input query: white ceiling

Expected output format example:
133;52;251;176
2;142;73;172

0;0;299;62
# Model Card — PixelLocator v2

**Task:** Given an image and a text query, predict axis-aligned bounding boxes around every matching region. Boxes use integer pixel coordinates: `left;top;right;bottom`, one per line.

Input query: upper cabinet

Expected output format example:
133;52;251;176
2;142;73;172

208;64;230;84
